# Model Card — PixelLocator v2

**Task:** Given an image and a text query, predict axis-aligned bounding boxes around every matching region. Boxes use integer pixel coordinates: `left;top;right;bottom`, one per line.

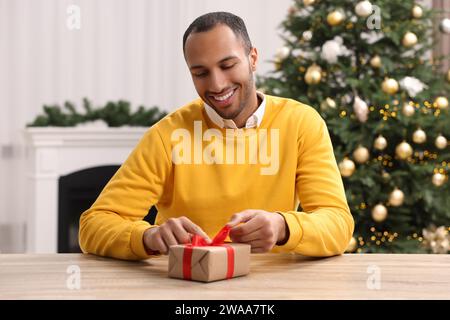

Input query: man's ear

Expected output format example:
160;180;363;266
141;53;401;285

249;47;258;72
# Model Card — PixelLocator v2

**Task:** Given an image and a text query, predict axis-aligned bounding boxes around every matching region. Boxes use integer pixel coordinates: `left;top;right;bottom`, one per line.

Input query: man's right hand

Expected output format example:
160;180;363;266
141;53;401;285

143;216;212;255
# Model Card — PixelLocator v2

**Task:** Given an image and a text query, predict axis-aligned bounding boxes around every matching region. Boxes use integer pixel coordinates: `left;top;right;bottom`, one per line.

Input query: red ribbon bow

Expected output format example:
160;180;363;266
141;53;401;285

182;225;234;280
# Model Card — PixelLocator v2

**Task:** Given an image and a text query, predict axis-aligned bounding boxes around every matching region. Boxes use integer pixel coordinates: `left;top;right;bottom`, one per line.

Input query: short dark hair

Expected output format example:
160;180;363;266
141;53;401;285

182;12;252;55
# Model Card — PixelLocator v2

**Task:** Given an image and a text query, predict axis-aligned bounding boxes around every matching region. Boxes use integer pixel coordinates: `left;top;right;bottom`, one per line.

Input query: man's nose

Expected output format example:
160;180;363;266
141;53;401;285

208;71;228;93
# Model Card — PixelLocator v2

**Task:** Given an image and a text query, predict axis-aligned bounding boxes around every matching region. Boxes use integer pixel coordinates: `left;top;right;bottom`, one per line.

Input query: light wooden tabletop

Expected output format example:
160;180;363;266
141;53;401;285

0;253;449;299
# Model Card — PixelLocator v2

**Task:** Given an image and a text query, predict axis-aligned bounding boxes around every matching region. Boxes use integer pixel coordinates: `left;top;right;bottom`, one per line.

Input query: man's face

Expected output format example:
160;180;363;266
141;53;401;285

184;24;258;120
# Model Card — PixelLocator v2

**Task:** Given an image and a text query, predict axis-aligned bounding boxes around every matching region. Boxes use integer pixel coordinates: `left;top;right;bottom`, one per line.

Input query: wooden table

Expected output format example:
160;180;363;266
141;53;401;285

0;253;449;299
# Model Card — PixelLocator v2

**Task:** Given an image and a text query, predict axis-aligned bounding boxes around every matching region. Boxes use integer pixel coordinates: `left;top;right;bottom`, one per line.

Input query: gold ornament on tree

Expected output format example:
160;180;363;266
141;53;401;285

432;172;447;187
412;128;427;144
395;141;413;160
303;0;316;6
372;204;388;222
304;64;322;85
411;5;423;19
382;77;399;95
434;96;448;109
339;158;355;177
320;97;337;111
422;225;450;254
370;55;381;68
327;10;345;26
275;46;290;60
447;69;450;82
435;135;447;149
402;102;415;117
402;32;418;47
353;146;370;164
345;237;358;253
389;188;404;207
374;135;387;150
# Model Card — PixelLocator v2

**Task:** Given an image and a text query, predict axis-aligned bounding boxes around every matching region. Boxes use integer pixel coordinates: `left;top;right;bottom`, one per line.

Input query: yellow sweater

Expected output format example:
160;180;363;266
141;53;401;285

79;95;354;260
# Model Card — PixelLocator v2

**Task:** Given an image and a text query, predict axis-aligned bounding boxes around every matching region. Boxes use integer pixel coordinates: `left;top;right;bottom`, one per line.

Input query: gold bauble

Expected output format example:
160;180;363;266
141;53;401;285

411;5;423;19
339;158;355;177
303;0;316;5
353;146;370;164
447;69;450;82
412;128;427;144
374;135;387;151
382;170;391;181
435;135;448;149
382;78;399;95
402;32;418;47
327;10;345;26
432;173;447;187
402;103;415;117
320;97;337;110
389;188;405;207
434;96;449;109
345;237;358;253
372;204;388;222
305;64;322;85
395;141;413;160
370;55;381;68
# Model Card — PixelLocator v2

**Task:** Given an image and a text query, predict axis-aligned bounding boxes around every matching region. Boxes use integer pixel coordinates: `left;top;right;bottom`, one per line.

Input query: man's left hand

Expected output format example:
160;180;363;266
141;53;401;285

226;210;289;253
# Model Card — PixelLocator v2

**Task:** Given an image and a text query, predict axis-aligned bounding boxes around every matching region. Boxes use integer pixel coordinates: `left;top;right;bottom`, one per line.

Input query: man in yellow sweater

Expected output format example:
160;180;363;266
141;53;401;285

79;12;354;260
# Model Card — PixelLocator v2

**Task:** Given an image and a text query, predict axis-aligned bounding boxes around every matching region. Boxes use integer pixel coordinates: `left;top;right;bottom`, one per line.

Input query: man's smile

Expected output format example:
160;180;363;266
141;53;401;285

208;87;237;107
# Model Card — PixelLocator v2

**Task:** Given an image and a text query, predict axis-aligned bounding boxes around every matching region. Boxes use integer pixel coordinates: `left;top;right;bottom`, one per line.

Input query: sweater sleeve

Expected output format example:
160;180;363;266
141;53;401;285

273;107;354;257
79;125;171;260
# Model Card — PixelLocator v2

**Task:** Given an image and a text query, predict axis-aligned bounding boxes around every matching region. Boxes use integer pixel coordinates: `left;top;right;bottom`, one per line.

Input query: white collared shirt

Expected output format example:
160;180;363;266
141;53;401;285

204;91;266;129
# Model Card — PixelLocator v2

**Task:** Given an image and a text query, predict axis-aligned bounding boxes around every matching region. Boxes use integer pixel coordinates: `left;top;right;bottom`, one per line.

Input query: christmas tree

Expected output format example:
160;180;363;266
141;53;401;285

258;0;450;253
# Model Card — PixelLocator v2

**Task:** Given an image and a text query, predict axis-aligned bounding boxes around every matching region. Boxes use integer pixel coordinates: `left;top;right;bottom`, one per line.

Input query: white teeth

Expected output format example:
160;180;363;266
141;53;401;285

212;90;234;101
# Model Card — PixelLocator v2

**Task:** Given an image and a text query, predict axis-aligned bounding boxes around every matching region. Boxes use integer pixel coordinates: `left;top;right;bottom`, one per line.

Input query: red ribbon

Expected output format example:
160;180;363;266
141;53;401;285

182;225;234;280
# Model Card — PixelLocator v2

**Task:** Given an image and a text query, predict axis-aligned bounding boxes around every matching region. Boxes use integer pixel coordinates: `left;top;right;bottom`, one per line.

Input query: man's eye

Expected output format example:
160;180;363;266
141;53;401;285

193;72;207;78
222;64;235;69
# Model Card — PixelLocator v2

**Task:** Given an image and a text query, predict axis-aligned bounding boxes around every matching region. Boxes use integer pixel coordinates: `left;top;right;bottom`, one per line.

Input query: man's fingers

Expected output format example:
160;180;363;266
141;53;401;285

226;210;257;228
229;217;262;236
167;219;192;244
230;228;262;243
152;232;168;254
181;218;212;243
159;227;178;249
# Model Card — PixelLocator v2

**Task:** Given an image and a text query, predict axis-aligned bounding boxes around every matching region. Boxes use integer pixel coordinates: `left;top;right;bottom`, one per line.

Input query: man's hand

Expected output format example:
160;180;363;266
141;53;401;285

143;216;211;255
226;210;289;253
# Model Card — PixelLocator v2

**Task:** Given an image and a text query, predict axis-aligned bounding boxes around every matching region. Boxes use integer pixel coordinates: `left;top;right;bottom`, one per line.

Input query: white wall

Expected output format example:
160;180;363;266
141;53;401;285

0;0;292;252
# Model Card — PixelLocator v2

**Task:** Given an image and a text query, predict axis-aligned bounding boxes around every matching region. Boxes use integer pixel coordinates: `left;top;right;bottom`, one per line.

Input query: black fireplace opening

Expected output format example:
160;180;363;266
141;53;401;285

58;165;157;253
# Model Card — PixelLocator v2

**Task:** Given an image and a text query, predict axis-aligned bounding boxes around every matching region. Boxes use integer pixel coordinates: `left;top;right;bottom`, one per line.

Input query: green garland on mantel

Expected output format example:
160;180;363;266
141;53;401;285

28;98;168;127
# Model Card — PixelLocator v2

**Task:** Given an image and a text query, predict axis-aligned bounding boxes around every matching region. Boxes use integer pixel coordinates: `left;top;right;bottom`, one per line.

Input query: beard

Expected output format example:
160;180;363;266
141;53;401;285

212;67;255;121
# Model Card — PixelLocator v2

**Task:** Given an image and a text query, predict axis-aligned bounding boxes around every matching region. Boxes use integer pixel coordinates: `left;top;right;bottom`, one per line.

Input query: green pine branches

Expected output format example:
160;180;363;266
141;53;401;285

28;98;167;127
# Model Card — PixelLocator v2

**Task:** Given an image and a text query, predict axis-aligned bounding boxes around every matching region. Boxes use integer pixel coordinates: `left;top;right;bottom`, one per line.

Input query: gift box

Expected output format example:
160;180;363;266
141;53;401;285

168;226;251;282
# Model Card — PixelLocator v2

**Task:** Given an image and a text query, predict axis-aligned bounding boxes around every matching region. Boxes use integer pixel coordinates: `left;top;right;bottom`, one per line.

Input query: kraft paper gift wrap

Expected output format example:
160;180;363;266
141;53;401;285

168;226;251;282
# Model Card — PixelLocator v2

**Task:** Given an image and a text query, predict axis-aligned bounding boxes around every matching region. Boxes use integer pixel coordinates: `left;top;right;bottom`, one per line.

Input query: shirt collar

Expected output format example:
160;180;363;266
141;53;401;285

204;91;266;129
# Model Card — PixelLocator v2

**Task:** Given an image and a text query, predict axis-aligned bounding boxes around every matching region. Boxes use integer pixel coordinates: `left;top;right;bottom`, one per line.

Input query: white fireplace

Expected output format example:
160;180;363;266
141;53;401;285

24;126;147;253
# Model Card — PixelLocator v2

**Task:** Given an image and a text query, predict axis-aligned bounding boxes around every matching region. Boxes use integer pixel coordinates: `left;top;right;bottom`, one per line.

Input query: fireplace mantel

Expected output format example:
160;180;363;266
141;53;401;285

24;126;148;253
